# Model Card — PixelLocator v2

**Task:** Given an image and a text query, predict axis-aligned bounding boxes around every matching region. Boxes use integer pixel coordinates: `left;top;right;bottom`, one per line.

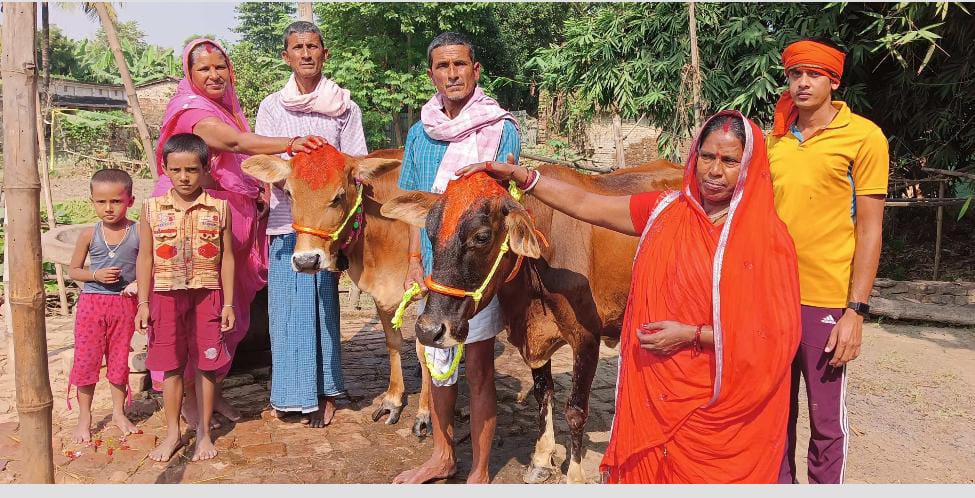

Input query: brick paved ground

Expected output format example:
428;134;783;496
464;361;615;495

1;293;973;483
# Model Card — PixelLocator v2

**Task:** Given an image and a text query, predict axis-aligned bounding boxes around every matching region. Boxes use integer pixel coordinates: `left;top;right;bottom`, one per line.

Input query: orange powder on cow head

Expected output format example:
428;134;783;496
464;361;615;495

437;172;508;247
290;143;346;190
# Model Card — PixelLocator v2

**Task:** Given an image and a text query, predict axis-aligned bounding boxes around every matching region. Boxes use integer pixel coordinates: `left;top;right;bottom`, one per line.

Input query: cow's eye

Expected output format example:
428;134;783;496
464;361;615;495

473;231;491;245
330;191;345;207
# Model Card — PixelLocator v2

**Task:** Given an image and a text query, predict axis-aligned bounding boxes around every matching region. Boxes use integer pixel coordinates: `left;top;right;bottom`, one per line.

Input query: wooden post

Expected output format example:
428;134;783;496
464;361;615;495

298;3;314;22
688;1;702;129
933;180;946;280
35;93;69;315
94;2;158;179
1;2;56;483
612;111;626;170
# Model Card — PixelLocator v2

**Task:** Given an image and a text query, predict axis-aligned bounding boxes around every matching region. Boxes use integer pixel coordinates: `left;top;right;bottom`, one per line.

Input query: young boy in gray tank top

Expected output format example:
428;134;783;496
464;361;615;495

66;169;142;443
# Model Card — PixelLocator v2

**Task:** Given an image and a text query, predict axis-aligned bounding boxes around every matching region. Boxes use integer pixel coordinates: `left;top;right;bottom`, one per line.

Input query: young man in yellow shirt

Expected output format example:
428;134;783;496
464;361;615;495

769;39;889;484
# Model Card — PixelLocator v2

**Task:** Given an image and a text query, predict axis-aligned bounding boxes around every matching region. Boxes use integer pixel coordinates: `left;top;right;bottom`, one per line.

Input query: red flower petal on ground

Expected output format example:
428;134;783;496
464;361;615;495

198;242;219;259
155;244;177;260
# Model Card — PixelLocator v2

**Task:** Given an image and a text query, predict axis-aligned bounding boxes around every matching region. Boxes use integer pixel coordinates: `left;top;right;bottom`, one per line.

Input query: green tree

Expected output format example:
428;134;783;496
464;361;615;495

529;2;975;173
233;2;295;54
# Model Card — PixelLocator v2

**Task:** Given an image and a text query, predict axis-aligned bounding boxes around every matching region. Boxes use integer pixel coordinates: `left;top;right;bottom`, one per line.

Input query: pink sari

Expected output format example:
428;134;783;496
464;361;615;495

151;38;267;383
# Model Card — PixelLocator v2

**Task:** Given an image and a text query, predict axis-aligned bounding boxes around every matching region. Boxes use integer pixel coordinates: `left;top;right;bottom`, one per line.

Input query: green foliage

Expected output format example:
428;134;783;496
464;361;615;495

233;2;295;54
39;20;180;85
55;110;134;155
228;40;291;126
529;2;975;169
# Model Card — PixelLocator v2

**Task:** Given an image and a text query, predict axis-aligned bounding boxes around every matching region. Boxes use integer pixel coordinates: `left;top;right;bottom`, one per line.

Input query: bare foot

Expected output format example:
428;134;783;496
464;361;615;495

466;470;491;484
191;434;218;462
112;412;142;436
71;413;92;444
149;434;184;462
182;402;221;431
301;397;336;428
392;456;457;484
214;394;242;422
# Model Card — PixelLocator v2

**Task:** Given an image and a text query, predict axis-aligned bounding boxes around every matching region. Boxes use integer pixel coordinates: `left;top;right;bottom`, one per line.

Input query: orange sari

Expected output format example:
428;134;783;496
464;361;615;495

600;111;801;483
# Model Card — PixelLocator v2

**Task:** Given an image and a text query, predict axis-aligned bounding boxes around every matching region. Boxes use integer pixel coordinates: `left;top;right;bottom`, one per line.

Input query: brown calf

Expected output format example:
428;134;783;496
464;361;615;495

382;162;682;483
242;146;433;436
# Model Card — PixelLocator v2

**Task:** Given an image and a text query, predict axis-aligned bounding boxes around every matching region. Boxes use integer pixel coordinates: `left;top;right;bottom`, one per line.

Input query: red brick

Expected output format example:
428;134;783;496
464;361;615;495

234;431;270;447
65;451;113;476
240;442;286;459
122;433;157;452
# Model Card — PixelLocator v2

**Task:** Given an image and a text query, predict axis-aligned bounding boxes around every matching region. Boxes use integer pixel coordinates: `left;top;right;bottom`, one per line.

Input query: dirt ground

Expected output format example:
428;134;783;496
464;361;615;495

0;296;973;484
0;174;972;484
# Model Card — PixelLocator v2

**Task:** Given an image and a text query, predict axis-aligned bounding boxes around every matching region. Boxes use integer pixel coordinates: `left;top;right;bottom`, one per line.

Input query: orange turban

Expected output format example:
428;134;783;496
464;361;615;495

771;40;846;136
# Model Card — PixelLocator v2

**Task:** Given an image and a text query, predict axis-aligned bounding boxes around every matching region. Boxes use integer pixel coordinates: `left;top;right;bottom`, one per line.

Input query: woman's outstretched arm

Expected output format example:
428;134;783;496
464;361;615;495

192;117;325;156
456;155;639;236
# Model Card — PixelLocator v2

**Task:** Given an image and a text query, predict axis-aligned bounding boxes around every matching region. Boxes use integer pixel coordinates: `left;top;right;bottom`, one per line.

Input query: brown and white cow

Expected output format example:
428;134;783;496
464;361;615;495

381;162;682;483
242;146;433;436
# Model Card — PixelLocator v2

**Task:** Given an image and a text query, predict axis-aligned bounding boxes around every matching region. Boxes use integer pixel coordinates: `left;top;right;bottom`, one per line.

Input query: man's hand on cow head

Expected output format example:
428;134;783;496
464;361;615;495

381;191;440;228
456;153;519;182
242;154;292;184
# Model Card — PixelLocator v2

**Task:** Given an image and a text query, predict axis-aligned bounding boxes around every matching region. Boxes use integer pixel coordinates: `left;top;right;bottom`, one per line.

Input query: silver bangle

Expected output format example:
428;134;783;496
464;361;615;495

223;304;235;308
525;169;542;192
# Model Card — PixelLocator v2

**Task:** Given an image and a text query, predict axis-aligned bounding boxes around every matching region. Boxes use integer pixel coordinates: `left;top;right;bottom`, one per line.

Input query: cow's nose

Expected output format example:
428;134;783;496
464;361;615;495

292;252;321;271
415;313;449;347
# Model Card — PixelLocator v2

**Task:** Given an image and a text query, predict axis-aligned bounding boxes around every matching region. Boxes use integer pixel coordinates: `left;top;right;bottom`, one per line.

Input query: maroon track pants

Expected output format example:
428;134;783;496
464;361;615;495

778;305;850;484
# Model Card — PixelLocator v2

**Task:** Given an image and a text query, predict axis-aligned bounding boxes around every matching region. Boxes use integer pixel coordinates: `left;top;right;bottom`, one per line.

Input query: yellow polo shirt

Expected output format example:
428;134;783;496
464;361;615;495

768;101;889;308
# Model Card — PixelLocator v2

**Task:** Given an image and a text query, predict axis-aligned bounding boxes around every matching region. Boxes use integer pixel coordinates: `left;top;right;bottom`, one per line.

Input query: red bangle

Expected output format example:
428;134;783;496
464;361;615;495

693;325;704;355
516;168;536;190
286;137;299;157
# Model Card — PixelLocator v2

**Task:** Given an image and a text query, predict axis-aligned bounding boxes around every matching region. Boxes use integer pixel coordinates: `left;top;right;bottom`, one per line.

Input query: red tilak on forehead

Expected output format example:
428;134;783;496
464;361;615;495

437;172;508;247
722;119;732;133
290;143;346;190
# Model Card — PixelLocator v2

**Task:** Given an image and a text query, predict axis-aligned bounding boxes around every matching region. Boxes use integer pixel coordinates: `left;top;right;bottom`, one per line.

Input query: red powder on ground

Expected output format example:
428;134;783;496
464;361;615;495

437;172;508;246
290;143;346;190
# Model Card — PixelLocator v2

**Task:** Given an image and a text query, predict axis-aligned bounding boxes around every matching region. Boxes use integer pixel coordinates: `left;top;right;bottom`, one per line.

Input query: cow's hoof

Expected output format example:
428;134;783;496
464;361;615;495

412;412;432;438
371;399;404;425
523;464;556;484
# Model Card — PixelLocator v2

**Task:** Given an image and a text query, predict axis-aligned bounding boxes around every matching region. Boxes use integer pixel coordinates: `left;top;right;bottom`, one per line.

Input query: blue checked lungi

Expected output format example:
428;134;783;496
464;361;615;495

268;233;346;412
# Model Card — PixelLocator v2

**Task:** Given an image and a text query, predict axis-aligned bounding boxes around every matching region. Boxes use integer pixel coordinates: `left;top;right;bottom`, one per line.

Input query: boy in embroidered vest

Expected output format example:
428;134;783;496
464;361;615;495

67;168;141;443
136;133;236;462
768;39;889;484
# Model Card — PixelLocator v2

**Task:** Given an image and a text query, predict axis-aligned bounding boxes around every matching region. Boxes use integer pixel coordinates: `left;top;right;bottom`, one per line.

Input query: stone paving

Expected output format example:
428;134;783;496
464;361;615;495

0;297;618;484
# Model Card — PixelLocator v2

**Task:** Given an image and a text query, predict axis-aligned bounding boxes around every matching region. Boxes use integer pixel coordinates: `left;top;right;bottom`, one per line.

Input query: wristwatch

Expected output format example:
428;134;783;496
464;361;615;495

847;301;870;317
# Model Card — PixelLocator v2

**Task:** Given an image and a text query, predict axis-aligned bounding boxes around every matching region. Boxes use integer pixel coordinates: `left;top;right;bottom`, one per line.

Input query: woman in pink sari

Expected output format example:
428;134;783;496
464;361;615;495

151;38;325;426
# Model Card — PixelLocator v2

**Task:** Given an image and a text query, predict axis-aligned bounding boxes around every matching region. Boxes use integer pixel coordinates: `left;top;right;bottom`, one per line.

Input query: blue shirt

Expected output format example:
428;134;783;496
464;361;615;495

398;120;521;274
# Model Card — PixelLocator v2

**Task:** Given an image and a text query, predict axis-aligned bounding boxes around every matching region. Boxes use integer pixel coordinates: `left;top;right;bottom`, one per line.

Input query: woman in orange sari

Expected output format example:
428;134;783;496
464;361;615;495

457;110;801;483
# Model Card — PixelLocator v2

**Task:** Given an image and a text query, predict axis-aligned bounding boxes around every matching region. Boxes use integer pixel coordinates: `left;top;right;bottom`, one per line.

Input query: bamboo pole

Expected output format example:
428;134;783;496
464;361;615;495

688;1;702;129
35;93;70;316
298;3;314;22
1;2;56;483
94;2;158;179
933;180;946;280
612;111;626;170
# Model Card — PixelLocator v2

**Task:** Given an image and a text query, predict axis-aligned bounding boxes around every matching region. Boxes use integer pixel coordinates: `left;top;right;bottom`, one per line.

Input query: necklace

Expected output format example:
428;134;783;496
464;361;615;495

101;222;131;259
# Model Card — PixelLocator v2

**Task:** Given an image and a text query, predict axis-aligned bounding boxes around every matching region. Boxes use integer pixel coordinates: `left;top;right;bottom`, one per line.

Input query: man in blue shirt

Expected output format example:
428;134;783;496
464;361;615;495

393;32;520;484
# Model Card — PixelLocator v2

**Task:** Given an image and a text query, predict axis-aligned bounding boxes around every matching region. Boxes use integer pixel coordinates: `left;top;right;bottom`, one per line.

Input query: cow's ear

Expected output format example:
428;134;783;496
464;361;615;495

381;191;440;228
242;155;291;183
504;200;541;259
353;157;401;182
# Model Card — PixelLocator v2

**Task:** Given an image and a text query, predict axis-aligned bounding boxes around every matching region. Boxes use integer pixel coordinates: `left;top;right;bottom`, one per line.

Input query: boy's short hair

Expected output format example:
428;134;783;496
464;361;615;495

90;168;133;196
162;133;210;169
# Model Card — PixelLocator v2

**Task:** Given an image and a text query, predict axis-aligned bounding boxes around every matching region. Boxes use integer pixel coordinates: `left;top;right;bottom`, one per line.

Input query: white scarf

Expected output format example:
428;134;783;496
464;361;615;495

279;73;351;117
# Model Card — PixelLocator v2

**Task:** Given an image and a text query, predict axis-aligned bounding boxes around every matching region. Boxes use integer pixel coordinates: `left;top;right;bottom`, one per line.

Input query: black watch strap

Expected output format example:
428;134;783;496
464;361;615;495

847;301;870;317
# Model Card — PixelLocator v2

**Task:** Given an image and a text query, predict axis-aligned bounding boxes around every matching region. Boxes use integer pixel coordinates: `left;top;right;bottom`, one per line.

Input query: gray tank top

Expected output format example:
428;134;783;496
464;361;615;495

83;221;139;294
